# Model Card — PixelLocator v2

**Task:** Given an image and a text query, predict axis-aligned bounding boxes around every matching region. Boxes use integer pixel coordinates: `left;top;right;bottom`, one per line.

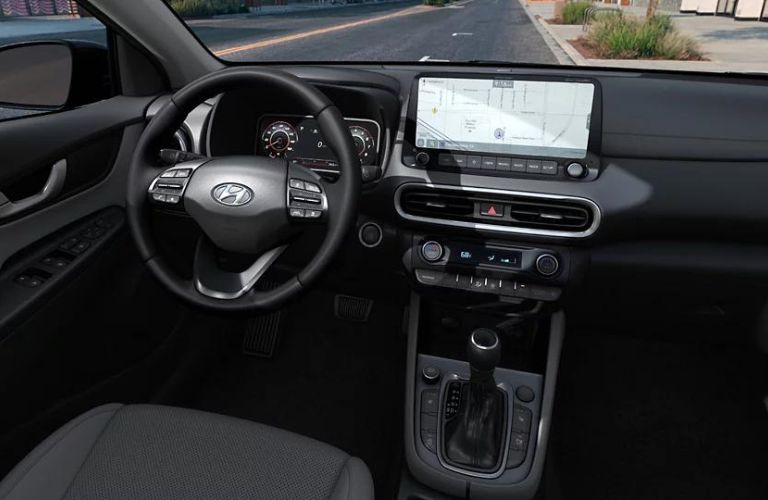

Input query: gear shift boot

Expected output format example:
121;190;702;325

442;328;507;472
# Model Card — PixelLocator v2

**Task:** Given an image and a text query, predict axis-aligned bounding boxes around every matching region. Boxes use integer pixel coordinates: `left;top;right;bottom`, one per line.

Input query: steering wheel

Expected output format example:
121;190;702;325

126;68;360;312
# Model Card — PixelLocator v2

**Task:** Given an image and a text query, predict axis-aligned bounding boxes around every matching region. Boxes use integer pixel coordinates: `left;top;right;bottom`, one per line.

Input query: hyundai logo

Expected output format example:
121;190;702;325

212;183;253;207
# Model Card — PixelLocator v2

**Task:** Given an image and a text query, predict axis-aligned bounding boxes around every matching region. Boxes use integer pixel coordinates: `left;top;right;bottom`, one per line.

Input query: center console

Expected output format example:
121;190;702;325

396;73;590;500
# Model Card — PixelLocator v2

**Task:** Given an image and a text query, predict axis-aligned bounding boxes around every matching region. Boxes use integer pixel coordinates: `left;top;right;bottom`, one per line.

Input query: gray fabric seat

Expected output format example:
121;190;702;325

0;404;374;500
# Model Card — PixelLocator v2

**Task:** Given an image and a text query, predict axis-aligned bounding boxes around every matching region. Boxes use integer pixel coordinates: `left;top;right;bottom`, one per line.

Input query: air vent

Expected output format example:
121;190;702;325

401;190;474;217
396;184;600;238
506;199;590;230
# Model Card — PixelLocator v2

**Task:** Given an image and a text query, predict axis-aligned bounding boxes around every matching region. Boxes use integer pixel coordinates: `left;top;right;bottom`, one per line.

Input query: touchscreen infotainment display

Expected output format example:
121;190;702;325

415;77;595;159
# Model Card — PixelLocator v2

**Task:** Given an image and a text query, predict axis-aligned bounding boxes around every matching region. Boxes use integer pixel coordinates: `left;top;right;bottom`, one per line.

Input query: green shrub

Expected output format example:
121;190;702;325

585;14;701;60
561;1;592;25
169;0;246;18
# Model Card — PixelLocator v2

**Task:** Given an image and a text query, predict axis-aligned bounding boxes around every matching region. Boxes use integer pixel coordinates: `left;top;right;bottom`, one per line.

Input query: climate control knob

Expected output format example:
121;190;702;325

421;241;444;262
536;254;560;276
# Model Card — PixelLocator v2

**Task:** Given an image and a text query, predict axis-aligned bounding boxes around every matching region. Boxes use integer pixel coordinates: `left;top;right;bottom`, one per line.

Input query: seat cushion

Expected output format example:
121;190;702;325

0;404;374;500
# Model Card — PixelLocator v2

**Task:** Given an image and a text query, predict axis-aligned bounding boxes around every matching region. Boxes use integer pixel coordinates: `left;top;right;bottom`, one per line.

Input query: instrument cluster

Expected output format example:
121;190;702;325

257;114;381;171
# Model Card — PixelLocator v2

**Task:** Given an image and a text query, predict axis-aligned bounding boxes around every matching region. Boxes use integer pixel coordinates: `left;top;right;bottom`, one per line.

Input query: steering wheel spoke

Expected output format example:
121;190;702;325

147;159;208;211
193;237;287;300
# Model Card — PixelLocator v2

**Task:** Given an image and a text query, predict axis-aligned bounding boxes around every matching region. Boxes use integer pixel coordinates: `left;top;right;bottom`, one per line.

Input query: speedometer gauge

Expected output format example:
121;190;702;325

262;121;298;157
349;125;376;165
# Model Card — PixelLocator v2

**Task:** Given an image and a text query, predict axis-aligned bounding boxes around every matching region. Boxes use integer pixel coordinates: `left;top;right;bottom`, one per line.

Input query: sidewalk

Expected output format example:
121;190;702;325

193;0;414;20
0;16;103;39
522;0;768;73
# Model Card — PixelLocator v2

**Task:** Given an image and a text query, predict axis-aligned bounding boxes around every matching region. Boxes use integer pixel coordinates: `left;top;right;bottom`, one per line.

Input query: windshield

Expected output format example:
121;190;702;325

164;0;768;74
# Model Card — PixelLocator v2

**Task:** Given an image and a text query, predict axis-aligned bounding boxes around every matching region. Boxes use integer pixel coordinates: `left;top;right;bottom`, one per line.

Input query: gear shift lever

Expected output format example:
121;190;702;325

443;328;506;471
468;328;501;384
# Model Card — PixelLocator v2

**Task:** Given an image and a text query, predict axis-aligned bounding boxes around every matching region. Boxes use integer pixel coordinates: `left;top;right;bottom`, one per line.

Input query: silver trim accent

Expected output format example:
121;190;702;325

470;330;499;351
436;373;511;479
358;222;383;248
394;183;602;238
194;245;287;300
172;130;189;152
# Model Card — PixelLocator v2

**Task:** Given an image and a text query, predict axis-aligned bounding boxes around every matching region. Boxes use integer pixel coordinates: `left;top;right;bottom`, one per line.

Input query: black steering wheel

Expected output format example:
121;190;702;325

126;68;360;312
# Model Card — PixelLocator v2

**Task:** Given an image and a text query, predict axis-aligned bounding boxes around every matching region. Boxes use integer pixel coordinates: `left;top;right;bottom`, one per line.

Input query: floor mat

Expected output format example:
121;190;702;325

551;332;768;500
192;290;407;498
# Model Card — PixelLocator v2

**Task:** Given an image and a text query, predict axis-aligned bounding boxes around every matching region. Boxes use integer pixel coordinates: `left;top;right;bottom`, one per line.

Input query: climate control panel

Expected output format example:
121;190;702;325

406;236;570;302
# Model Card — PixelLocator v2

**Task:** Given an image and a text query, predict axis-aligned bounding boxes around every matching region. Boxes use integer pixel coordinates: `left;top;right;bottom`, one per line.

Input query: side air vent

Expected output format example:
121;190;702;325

396;184;600;238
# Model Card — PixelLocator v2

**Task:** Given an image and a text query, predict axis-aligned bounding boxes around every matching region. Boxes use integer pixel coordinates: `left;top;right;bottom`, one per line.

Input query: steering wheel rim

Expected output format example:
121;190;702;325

126;67;360;312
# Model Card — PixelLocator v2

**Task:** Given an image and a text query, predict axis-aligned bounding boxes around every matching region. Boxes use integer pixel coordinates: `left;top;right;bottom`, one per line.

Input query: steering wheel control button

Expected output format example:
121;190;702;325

305;210;322;219
420;241;444;262
480;203;504;218
536;254;560;276
422;367;441;385
166;195;180;204
515;385;535;403
160;170;176;178
566;162;586;178
152;193;167;203
289;178;305;190
304;182;321;193
174;169;191;178
289;208;305;218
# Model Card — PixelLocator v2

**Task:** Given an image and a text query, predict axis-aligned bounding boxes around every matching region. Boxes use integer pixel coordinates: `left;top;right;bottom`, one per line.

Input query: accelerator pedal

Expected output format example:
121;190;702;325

334;294;373;322
242;280;282;357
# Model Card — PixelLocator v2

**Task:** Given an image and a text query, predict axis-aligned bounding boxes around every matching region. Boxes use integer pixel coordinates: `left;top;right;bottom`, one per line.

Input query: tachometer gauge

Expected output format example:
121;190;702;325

262;121;297;157
349;125;376;165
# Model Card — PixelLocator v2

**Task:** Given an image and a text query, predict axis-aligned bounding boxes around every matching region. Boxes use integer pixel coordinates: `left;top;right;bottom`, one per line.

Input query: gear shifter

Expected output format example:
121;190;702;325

443;328;506;471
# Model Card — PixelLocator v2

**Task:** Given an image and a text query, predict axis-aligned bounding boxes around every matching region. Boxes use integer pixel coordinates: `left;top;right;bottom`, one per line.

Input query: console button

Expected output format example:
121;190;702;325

515;386;535;403
455;274;472;290
481;156;497;170
422;367;441;386
566;162;586;178
421;430;437;453
438;154;458;167
526;160;542;174
510;431;528;452
470;276;486;290
541;161;558;175
420;413;437;433
466;155;482;169
536;254;560;276
421;389;439;413
486;278;503;293
496;158;511;171
506;448;526;469
415;151;430;166
453;155;467;168
415;269;444;286
479;203;504;218
512;407;533;433
510;159;526;172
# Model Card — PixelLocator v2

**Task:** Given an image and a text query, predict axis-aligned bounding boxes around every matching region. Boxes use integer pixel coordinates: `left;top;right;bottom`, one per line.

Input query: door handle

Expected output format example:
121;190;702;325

0;159;67;219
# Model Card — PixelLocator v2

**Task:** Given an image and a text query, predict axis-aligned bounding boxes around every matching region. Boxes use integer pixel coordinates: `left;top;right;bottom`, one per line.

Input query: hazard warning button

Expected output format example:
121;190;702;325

480;203;505;218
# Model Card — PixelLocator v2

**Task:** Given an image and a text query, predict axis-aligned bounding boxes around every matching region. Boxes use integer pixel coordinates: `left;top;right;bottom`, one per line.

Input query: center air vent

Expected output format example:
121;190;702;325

396;184;600;238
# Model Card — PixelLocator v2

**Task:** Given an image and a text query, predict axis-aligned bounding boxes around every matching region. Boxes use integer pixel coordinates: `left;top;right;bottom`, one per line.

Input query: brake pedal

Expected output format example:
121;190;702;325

242;310;282;357
334;294;373;322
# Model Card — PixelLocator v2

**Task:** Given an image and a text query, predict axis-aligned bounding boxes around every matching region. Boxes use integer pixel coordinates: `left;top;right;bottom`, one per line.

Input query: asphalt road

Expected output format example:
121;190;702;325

192;0;557;63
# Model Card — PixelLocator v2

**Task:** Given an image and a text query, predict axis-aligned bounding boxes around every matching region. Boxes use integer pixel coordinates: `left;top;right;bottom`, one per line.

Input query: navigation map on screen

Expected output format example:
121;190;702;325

415;77;595;158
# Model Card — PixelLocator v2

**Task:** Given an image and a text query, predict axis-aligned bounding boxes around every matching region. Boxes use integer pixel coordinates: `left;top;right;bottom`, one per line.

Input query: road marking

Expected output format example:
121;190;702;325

418;56;450;62
419;55;431;61
214;5;435;56
452;32;473;36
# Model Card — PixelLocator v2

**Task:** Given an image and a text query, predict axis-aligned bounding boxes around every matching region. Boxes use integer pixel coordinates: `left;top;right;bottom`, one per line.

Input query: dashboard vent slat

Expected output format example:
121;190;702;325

397;185;598;237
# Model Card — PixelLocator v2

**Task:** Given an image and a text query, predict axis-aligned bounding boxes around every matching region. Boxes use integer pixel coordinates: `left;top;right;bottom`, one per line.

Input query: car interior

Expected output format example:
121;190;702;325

0;0;767;499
